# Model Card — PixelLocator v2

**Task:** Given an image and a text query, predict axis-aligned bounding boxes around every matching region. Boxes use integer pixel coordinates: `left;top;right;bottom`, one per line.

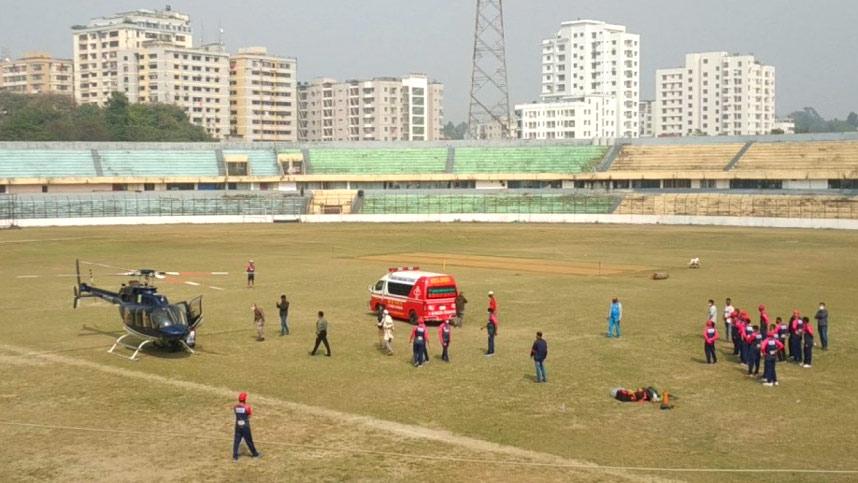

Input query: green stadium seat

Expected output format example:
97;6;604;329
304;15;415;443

0;150;96;178
308;148;447;174
452;146;606;174
99;150;220;177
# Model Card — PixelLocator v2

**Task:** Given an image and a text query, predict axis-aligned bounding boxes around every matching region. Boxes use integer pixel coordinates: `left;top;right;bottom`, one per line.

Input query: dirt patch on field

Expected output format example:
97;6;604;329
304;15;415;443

358;252;650;276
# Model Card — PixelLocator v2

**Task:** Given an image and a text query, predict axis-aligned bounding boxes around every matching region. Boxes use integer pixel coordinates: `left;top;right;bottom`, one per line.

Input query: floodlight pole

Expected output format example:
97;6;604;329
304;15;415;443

467;0;512;140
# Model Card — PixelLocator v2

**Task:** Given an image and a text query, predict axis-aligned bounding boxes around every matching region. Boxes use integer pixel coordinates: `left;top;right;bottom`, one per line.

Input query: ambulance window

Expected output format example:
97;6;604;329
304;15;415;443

428;286;456;298
387;282;413;297
374;280;385;291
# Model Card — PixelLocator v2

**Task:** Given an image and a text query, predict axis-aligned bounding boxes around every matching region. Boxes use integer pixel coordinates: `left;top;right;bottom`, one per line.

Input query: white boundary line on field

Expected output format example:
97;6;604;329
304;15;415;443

1;420;856;476
2;343;856;476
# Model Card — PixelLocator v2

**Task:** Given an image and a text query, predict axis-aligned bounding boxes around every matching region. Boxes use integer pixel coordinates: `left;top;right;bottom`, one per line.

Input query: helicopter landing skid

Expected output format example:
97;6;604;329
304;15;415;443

108;334;152;361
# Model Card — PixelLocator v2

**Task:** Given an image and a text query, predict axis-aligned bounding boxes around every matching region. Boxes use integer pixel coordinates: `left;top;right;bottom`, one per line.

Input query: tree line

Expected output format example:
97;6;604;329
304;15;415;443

0;92;214;142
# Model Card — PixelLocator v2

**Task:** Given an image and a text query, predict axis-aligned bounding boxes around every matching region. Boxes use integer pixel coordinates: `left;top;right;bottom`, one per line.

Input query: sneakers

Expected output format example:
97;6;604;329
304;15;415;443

252;453;262;459
802;364;812;368
762;382;773;387
774;381;780;386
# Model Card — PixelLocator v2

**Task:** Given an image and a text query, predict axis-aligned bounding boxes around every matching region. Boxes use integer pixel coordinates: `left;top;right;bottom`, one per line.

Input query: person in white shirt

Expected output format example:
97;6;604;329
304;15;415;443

381;310;395;355
723;297;735;341
708;299;717;324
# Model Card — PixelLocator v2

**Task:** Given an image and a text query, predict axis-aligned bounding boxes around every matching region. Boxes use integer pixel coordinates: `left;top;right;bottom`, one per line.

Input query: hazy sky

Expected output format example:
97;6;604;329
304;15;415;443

2;0;857;122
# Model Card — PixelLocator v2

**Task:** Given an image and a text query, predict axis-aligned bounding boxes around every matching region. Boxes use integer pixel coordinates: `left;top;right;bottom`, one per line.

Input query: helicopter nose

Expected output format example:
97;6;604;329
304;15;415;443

160;325;187;338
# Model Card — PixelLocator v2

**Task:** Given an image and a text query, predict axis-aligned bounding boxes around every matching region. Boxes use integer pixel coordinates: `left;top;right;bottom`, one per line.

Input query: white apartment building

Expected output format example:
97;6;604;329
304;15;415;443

0;53;73;96
298;74;443;142
540;19;640;138
115;42;230;139
515;96;616;140
229;47;298;142
655;52;776;137
774;119;796;135
72;8;193;106
639;100;654;137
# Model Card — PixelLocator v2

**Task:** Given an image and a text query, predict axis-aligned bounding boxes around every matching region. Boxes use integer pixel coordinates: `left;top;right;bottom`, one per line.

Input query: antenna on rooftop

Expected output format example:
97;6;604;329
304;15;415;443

1;46;11;63
218;20;225;46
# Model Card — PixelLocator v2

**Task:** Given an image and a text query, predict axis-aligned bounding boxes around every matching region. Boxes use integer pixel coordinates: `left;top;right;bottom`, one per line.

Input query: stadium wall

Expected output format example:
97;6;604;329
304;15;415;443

4;214;858;230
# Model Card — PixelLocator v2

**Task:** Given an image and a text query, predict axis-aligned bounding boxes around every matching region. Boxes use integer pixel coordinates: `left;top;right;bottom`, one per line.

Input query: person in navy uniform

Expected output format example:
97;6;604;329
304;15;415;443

438;318;452;362
233;392;261;461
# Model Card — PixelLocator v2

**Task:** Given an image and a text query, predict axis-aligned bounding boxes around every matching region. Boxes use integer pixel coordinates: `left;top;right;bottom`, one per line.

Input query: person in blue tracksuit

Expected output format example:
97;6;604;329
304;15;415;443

607;298;622;338
530;331;548;383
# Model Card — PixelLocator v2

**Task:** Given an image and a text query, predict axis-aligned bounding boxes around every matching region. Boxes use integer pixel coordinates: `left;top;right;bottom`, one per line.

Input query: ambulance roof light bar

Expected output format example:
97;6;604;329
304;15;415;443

389;266;420;272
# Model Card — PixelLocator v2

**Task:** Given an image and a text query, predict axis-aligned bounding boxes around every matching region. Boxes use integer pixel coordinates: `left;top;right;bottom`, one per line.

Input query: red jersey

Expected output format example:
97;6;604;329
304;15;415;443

410;324;429;344
438;322;452;346
703;326;719;344
246;262;256;274
488;296;497;314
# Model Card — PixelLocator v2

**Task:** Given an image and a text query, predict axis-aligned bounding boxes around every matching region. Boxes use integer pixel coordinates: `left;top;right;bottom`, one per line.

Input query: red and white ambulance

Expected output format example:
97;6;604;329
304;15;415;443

368;267;459;323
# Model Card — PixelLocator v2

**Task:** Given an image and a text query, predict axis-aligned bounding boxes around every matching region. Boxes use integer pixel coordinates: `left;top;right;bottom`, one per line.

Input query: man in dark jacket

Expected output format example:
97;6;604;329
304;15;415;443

530;332;548;383
454;292;468;326
815;303;829;350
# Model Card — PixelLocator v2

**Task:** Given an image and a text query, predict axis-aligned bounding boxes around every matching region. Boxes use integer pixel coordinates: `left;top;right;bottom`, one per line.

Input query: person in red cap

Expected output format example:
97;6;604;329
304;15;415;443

761;325;785;386
789;310;804;363
409;318;429;367
703;320;719;364
233;392;261;461
758;304;770;339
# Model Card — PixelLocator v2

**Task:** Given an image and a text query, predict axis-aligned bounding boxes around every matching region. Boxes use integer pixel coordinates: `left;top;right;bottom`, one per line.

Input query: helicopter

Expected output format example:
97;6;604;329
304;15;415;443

73;259;203;361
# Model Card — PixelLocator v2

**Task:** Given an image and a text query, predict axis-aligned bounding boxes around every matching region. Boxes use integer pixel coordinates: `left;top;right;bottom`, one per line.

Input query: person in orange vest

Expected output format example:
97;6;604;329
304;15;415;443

232;392;261;460
703;320;719;364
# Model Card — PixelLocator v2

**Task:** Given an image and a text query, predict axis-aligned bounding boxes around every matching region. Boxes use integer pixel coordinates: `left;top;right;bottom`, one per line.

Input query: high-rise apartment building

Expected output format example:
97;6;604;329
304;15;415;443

298;74;443;142
639;100;654;137
72;8;193;106
540;19;640;138
516;95;616;140
655;52;775;136
0;53;73;96
229;47;298;142
116;42;230;139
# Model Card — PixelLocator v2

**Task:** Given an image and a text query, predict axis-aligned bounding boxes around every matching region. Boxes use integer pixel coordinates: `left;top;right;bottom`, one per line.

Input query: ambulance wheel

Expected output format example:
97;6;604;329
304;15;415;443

409;311;417;325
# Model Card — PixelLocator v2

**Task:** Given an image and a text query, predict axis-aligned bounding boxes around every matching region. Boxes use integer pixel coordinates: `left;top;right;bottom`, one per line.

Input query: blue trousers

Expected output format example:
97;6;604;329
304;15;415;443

704;343;717;363
279;314;289;335
534;360;547;382
804;343;813;365
441;343;449;362
608;318;621;337
747;350;760;374
819;325;828;349
413;341;425;365
487;334;495;354
763;358;778;383
233;425;259;459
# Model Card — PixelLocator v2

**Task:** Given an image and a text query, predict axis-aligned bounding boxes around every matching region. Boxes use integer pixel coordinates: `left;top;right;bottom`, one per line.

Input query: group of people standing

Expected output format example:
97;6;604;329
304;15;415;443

703;298;831;387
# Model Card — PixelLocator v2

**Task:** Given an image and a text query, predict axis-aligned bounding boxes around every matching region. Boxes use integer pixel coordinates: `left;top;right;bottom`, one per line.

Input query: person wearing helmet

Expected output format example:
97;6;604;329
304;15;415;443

232;392;261;461
381;309;395;355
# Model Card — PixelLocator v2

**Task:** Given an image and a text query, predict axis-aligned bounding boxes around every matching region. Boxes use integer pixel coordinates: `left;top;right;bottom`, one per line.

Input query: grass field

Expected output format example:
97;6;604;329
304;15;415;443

1;223;857;482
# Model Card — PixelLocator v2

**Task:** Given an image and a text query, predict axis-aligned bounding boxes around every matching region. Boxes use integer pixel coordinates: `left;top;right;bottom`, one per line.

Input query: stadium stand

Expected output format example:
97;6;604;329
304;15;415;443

99;150;220;177
309;190;357;214
0;150;96;178
453;146;606;174
1;192;308;219
615;193;858;219
222;149;282;176
359;191;618;215
735;141;858;171
307;148;447;174
610;144;745;171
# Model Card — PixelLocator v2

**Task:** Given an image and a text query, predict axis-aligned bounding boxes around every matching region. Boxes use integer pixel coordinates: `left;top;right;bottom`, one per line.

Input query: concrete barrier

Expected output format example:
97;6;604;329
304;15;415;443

3;213;857;230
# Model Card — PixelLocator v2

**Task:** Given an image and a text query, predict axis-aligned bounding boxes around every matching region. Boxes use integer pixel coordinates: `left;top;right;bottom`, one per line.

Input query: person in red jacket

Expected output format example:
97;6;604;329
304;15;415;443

487;291;498;315
730;309;742;356
438;319;452;362
703;320;719;364
790;312;805;364
735;314;748;363
232;392;261;460
758;304;771;338
801;316;815;368
761;328;785;386
776;317;789;361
